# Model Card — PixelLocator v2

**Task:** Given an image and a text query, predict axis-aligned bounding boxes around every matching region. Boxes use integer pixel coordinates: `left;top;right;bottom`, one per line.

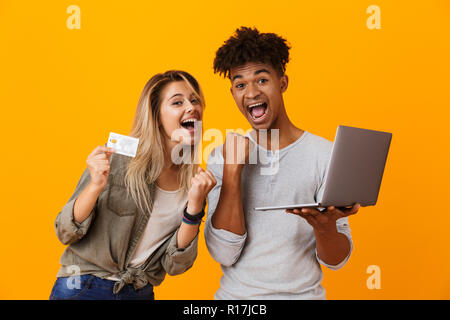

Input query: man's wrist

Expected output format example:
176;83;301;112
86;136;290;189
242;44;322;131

314;225;339;238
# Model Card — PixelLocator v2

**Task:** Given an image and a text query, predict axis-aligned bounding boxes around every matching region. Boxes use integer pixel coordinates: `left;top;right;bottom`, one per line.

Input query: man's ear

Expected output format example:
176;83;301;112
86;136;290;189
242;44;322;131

280;74;289;93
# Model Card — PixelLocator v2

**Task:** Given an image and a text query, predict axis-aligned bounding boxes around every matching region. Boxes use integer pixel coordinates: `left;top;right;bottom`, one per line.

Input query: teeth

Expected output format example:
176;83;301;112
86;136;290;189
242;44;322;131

248;103;264;109
182;118;197;124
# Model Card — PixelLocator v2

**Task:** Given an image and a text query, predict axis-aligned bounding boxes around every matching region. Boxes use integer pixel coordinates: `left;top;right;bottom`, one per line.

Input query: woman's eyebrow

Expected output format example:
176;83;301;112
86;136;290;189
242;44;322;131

169;93;183;100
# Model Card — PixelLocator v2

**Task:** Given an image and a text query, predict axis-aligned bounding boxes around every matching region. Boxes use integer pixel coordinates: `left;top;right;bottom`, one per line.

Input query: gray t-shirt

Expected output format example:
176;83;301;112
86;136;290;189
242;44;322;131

204;131;353;300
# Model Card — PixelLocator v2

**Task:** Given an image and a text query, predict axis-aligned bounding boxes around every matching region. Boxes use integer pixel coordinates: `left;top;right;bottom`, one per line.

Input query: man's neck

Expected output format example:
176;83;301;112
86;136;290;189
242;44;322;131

252;113;303;151
266;126;303;151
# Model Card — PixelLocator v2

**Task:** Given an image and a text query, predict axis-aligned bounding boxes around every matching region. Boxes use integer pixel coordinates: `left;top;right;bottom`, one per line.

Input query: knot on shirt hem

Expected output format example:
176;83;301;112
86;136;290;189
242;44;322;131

113;267;148;294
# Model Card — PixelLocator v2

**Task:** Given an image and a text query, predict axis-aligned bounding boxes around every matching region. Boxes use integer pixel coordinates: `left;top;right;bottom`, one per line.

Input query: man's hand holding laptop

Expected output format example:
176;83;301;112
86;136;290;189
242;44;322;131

286;204;360;235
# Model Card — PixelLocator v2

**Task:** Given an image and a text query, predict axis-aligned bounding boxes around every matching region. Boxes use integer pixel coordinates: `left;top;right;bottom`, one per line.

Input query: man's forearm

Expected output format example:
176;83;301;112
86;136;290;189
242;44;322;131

315;229;351;266
211;165;246;235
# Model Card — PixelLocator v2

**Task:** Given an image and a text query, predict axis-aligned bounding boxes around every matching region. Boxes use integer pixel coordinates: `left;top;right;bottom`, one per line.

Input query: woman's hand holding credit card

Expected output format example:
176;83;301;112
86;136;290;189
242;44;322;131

86;146;116;190
85;133;139;191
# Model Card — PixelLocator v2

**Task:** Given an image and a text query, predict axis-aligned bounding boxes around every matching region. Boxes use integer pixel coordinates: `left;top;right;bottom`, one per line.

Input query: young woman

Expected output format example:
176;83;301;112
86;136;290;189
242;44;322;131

50;70;216;300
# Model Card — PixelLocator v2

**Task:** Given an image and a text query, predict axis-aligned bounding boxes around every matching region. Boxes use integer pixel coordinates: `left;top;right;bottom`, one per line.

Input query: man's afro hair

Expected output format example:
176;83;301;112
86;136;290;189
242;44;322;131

213;26;291;79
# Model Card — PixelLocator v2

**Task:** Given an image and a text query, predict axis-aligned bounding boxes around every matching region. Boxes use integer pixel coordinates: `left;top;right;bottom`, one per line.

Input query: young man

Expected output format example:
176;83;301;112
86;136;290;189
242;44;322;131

204;27;360;299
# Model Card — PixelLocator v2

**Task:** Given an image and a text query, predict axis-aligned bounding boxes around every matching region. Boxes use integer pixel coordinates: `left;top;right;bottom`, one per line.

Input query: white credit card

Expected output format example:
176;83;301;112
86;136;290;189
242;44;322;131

107;132;139;158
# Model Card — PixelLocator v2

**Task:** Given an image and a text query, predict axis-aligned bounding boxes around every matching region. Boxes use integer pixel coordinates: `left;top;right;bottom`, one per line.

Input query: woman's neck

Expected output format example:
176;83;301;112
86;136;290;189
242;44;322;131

156;138;182;191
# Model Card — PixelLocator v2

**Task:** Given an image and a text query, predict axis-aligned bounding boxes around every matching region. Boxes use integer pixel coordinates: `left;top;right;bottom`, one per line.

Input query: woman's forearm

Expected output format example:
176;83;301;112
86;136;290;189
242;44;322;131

177;166;217;248
177;222;200;249
177;200;203;248
73;183;103;224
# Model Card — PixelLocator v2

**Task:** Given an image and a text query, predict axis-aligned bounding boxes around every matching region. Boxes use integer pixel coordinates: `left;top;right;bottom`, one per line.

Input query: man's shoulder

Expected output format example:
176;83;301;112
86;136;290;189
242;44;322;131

206;144;225;177
206;144;224;163
291;131;332;157
304;131;333;150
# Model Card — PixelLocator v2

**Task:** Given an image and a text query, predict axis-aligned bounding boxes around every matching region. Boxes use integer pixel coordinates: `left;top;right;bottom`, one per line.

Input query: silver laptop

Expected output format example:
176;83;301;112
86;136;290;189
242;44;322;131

254;125;392;211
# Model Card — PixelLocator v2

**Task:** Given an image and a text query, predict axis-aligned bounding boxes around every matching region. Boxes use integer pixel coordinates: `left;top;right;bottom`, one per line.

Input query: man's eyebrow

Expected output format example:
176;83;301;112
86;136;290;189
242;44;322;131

231;69;271;82
231;74;243;82
254;69;270;75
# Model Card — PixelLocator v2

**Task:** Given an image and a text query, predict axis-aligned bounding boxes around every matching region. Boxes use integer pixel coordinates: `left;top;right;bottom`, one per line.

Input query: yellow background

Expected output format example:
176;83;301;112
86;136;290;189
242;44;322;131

1;1;449;299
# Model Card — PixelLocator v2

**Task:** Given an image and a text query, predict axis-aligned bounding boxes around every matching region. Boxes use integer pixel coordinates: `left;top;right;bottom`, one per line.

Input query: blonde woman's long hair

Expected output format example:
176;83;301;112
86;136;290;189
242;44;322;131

125;70;205;214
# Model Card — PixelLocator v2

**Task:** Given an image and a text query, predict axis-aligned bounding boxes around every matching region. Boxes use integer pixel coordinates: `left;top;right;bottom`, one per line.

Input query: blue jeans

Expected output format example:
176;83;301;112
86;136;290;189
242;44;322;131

49;275;155;300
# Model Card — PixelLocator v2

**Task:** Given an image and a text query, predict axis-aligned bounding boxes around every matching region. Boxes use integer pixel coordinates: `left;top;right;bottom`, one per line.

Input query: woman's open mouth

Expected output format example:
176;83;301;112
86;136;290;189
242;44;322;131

248;102;268;123
180;118;198;134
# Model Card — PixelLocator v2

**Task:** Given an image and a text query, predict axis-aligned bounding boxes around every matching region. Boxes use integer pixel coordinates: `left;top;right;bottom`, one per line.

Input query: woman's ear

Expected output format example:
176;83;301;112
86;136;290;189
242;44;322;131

280;74;289;93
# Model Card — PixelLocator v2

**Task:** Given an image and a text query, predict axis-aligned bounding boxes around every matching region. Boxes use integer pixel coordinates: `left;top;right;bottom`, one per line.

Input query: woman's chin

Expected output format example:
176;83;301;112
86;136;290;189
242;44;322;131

179;134;197;146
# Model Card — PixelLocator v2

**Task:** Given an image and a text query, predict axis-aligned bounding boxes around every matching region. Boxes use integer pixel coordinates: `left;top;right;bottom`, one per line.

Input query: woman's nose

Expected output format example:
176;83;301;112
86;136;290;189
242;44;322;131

185;101;194;113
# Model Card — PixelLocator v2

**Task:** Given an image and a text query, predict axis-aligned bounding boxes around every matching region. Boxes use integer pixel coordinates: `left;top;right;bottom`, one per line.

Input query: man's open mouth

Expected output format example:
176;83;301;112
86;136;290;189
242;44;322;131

248;102;268;120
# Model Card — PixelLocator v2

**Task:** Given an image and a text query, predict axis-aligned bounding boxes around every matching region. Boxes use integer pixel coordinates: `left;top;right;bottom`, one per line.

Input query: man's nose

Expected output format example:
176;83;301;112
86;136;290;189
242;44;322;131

245;83;261;100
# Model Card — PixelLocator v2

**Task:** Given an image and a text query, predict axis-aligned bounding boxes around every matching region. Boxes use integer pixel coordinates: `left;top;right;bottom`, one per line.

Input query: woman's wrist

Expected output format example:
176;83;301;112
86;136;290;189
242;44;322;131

183;202;205;225
87;182;105;195
186;200;203;215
